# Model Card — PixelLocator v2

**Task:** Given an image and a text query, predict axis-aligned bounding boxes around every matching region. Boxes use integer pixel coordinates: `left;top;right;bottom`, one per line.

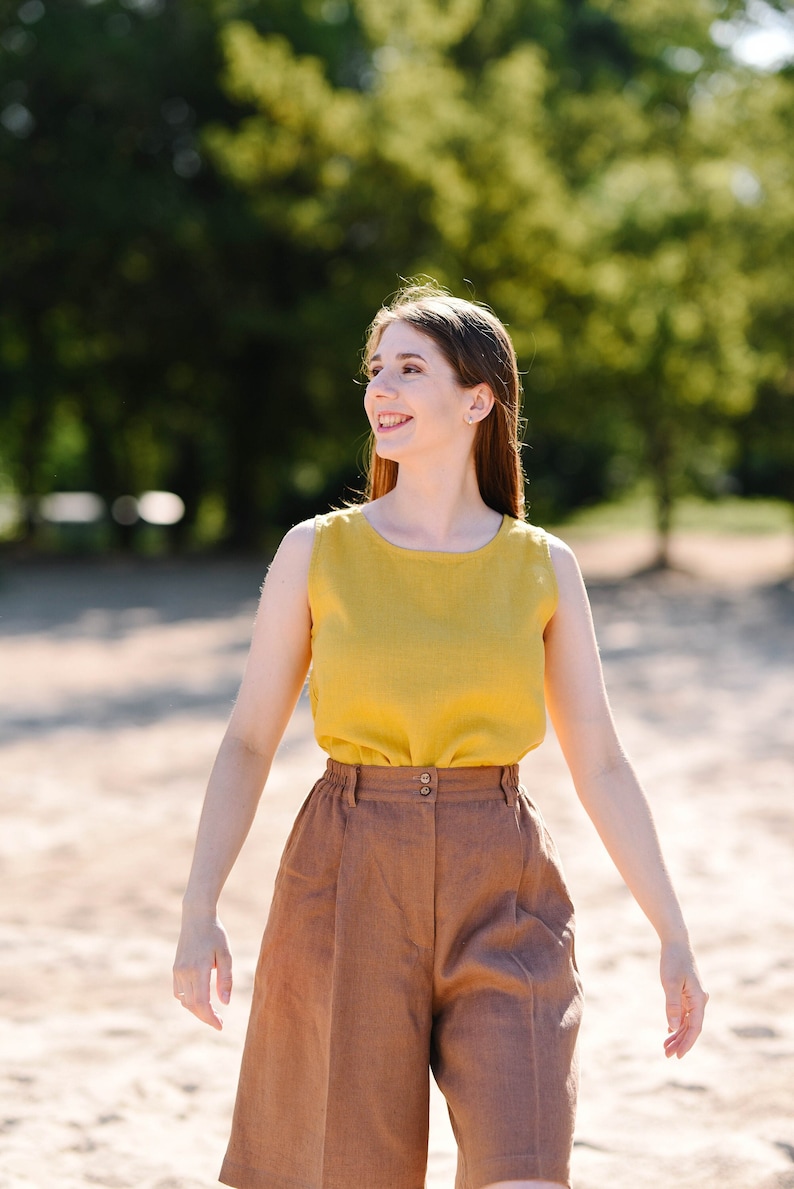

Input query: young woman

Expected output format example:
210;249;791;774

173;284;708;1189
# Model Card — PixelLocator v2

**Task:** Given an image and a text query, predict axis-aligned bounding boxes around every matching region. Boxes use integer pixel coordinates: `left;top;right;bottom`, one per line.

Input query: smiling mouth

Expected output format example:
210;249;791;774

377;413;413;430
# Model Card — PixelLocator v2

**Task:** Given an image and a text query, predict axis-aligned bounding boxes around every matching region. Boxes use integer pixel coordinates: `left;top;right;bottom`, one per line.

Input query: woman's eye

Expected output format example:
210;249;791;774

367;364;420;379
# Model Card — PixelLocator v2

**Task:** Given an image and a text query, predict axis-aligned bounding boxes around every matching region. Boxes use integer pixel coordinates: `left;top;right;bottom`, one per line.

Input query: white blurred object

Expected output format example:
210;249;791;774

39;492;105;523
138;491;185;526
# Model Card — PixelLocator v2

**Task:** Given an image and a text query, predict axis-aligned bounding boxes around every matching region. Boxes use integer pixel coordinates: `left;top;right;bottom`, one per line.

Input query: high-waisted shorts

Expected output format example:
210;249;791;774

219;760;583;1189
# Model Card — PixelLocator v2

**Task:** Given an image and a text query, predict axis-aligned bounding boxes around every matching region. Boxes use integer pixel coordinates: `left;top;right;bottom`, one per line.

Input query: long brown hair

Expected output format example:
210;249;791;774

362;282;526;519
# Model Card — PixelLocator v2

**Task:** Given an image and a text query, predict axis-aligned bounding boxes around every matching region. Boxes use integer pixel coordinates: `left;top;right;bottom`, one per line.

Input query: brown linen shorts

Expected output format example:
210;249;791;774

219;760;582;1189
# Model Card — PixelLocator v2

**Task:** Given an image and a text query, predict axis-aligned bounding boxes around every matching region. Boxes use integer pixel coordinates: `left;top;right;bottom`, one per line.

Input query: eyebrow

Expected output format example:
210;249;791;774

369;351;428;363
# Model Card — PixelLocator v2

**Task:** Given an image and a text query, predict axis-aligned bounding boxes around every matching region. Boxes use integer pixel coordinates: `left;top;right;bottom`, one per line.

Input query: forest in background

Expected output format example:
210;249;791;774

1;0;792;557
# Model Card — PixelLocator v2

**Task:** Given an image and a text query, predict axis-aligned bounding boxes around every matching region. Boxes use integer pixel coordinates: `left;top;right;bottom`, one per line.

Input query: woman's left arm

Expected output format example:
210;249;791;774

543;536;708;1059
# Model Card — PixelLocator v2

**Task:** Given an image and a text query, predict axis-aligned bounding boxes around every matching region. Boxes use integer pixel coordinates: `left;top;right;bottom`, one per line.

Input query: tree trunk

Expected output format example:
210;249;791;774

644;410;676;570
653;464;673;569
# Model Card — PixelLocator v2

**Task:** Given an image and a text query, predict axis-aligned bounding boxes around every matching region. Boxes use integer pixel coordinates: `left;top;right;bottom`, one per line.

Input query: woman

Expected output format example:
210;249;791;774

173;283;708;1189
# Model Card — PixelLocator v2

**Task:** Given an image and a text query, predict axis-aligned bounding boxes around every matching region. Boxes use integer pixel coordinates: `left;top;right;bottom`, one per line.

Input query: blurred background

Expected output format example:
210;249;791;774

2;6;794;1187
1;0;792;564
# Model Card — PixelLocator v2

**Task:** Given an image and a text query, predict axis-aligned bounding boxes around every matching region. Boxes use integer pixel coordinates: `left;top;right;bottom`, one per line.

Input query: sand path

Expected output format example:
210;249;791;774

1;532;792;1189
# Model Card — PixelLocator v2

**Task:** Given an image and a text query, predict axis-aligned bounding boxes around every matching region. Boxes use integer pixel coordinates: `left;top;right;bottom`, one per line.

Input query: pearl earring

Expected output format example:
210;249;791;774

467;415;474;425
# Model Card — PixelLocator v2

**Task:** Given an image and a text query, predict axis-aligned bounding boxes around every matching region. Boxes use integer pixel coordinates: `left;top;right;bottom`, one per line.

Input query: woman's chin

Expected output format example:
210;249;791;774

374;439;402;462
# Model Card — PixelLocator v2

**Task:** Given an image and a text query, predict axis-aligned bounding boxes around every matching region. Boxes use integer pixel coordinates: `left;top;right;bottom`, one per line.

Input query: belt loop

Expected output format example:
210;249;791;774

501;766;518;807
345;765;359;808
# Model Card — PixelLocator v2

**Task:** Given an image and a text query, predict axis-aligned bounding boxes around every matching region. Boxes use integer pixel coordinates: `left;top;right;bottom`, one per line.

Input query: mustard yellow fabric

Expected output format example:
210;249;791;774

308;506;559;767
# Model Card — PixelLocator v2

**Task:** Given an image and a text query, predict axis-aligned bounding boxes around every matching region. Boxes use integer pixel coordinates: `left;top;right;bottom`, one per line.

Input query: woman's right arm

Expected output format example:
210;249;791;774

172;519;315;1029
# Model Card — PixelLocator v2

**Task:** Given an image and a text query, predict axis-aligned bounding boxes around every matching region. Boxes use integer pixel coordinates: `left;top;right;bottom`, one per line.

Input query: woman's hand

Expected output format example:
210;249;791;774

173;913;233;1031
660;939;708;1059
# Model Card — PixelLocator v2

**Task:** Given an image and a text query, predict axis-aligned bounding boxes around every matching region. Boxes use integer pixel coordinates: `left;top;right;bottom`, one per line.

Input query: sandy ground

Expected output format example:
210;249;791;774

1;530;793;1189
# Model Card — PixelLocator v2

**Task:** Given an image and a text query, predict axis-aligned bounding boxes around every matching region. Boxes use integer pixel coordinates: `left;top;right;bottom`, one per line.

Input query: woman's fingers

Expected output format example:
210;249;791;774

667;979;708;1059
664;983;683;1034
216;948;233;1006
663;1004;704;1059
173;919;232;1029
174;965;224;1030
663;1013;691;1058
660;944;709;1059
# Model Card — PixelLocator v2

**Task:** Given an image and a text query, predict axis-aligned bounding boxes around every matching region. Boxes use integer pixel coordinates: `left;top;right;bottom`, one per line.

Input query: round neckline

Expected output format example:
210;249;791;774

357;506;508;557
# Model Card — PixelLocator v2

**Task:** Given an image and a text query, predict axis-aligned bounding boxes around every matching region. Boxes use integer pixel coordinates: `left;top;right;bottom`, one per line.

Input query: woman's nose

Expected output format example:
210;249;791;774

368;371;394;397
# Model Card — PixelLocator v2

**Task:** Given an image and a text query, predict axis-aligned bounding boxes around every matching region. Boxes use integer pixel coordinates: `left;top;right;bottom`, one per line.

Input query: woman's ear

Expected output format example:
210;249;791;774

467;383;495;423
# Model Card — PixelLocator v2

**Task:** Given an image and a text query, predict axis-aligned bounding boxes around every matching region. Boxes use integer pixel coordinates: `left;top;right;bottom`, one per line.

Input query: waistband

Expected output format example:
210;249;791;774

321;758;522;808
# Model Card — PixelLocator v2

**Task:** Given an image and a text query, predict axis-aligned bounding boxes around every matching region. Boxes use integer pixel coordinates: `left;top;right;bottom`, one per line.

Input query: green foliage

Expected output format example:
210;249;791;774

1;0;792;551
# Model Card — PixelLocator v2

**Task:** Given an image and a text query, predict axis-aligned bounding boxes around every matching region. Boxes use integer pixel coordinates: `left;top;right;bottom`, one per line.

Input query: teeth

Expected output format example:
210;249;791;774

379;414;411;427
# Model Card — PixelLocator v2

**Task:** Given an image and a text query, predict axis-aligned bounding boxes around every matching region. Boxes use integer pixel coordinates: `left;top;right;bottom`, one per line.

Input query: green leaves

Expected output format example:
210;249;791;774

1;0;792;550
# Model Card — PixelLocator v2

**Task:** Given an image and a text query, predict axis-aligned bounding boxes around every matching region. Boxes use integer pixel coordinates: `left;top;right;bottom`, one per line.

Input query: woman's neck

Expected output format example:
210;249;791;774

364;465;502;552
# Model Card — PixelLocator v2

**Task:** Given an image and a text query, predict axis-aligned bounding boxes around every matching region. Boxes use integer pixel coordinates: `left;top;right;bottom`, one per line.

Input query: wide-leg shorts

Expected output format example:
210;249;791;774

219;760;583;1189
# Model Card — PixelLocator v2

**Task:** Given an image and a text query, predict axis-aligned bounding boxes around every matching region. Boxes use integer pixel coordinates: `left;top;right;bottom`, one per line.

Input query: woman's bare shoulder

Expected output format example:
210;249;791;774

544;532;585;592
544;531;575;560
266;518;316;585
280;516;317;551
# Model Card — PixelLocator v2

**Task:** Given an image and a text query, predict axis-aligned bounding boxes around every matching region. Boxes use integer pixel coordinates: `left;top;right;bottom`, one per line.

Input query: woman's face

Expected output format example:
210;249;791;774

364;321;480;464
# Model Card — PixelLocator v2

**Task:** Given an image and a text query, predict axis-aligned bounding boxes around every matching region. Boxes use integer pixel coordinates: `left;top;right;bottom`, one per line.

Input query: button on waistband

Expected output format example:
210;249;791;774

420;787;431;796
420;772;431;784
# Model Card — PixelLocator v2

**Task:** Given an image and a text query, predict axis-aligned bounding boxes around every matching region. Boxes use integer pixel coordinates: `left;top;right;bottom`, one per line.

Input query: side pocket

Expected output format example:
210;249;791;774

271;776;326;890
513;791;577;950
514;789;543;912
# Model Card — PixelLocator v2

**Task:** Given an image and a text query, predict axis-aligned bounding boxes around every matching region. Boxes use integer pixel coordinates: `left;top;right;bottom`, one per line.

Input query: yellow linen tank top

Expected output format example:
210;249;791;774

308;506;558;768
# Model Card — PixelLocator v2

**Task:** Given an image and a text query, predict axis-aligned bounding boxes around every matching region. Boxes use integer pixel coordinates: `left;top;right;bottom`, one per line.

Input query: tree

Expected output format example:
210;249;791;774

722;64;794;514
206;1;603;523
2;0;789;554
0;0;368;549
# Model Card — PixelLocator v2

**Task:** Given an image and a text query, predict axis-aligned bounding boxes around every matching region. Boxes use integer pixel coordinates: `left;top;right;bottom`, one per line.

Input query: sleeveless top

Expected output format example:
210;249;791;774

307;506;559;768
